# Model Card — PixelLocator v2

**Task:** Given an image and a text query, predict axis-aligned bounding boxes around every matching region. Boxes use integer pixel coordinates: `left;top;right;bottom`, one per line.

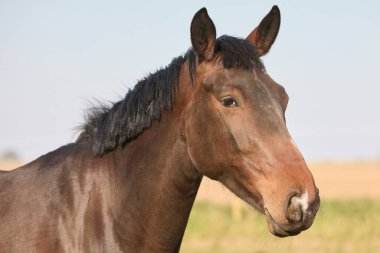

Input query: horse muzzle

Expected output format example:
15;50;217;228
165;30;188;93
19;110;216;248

265;188;320;237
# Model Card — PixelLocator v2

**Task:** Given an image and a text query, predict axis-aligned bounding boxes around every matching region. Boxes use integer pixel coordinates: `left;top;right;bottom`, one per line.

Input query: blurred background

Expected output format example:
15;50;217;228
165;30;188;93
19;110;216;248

1;1;379;252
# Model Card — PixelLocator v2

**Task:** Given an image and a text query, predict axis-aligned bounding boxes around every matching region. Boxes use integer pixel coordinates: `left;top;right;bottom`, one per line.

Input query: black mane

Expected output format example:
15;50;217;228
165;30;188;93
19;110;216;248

77;36;264;154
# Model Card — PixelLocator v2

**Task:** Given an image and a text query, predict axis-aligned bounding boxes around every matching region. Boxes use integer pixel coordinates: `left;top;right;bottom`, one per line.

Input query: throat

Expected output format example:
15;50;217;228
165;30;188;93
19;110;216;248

111;137;202;253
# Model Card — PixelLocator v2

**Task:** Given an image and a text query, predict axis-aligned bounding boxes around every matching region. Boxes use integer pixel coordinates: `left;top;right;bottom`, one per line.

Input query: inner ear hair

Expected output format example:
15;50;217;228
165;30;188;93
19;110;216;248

246;5;281;56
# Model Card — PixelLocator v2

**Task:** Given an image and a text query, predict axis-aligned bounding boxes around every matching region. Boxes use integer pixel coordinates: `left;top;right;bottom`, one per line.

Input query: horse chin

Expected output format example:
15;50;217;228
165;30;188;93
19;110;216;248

264;208;301;237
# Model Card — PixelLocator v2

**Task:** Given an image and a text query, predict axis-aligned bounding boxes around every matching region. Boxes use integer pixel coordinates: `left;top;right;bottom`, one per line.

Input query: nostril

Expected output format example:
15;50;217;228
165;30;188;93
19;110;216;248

285;192;303;223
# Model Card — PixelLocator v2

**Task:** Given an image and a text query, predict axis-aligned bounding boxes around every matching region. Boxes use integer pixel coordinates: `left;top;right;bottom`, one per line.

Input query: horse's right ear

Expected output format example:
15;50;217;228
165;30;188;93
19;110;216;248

191;8;216;61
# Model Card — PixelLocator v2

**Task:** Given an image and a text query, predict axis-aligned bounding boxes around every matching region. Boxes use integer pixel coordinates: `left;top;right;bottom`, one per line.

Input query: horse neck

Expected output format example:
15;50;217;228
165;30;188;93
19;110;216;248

107;65;202;252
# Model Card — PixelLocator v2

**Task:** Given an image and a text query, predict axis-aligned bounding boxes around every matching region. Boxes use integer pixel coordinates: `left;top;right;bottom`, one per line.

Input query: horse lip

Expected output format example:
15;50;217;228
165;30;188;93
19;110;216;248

264;208;302;237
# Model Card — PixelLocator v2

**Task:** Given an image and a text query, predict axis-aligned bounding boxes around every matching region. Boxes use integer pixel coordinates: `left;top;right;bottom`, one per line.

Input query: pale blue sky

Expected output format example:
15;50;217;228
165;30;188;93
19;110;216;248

1;0;380;162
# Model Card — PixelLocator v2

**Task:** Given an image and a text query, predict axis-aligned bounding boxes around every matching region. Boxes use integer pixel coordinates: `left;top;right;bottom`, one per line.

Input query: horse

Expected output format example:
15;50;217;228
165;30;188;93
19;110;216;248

0;6;319;253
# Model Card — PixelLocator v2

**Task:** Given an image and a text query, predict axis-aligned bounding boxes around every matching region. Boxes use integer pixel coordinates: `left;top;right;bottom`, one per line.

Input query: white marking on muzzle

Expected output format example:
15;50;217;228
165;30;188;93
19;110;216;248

294;192;309;216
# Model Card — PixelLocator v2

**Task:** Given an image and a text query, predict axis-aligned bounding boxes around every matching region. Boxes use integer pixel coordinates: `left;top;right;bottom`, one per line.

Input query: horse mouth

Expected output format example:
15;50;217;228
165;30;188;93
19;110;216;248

264;208;302;237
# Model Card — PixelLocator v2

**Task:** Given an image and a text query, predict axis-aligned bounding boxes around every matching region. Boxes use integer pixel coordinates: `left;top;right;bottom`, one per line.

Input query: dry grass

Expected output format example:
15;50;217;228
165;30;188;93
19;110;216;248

0;161;23;171
2;160;379;199
196;161;380;204
309;161;380;198
181;199;380;253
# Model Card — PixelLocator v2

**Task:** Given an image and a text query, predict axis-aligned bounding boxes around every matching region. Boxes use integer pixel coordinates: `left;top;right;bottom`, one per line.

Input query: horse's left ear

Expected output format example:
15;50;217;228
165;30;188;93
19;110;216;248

246;6;281;57
191;8;216;61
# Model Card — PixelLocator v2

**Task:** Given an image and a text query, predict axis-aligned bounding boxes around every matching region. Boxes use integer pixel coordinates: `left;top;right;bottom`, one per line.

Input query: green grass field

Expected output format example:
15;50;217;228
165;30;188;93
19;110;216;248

181;199;380;253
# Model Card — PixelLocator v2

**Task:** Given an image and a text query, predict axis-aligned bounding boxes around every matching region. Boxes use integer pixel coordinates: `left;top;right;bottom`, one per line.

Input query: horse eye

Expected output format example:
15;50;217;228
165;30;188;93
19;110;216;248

220;96;238;107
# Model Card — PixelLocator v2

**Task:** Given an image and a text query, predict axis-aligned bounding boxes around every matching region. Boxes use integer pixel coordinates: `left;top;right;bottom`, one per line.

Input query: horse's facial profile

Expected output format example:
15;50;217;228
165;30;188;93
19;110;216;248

183;6;319;237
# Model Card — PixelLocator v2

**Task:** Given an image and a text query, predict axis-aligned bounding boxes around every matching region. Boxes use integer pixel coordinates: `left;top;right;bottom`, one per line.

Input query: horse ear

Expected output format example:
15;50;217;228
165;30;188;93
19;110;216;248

246;5;281;57
191;8;216;61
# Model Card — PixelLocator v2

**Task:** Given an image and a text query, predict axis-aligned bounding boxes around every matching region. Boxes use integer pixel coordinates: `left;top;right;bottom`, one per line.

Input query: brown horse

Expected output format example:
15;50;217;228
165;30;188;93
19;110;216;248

0;6;319;253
